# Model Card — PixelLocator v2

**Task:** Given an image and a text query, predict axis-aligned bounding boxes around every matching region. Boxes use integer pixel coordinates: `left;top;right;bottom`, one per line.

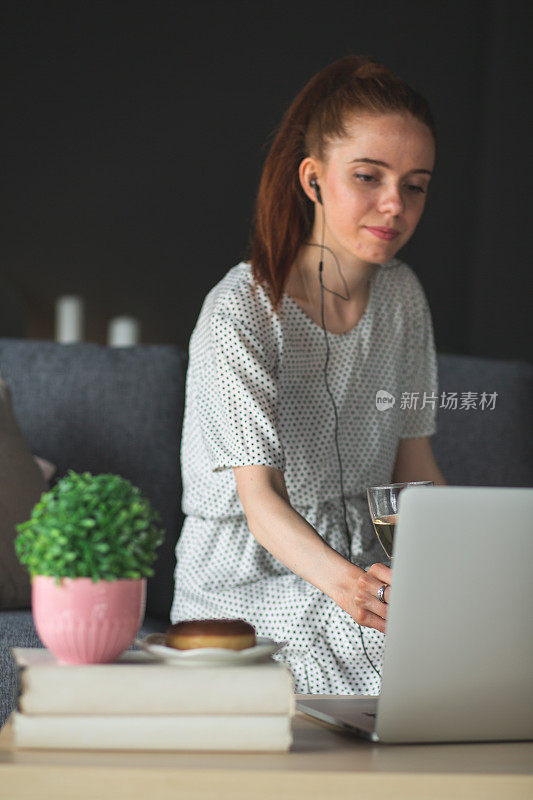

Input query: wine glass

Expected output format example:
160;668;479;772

366;481;434;561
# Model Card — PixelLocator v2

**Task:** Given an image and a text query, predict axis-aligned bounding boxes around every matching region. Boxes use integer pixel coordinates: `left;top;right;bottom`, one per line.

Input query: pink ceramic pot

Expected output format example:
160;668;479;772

32;576;146;664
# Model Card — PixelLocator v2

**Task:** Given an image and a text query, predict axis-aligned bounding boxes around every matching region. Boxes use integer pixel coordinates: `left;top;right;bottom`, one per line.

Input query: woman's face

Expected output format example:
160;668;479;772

303;113;436;269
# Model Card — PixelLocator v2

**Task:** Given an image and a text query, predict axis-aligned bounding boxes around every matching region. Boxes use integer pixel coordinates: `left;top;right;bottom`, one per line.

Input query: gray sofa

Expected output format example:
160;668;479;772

0;338;532;729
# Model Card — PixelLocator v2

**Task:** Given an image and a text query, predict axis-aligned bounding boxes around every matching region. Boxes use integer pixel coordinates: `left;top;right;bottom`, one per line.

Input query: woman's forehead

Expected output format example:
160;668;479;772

327;113;435;165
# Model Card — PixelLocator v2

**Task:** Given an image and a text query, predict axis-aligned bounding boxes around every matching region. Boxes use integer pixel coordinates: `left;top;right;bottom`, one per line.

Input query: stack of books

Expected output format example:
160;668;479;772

10;647;295;752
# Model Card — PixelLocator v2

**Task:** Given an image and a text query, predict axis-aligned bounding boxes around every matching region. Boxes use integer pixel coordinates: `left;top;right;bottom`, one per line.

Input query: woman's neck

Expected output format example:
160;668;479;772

292;244;377;306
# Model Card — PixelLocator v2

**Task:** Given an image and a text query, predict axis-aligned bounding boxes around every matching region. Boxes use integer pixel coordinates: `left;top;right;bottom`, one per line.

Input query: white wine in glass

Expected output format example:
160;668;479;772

367;481;434;560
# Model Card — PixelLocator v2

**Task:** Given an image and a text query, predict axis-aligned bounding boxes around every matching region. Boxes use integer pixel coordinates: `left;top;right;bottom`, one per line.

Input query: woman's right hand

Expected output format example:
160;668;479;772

337;562;392;634
234;466;394;633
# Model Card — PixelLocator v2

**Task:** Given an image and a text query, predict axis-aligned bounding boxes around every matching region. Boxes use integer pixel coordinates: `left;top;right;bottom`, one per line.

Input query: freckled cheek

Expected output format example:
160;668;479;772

406;205;425;230
329;186;369;225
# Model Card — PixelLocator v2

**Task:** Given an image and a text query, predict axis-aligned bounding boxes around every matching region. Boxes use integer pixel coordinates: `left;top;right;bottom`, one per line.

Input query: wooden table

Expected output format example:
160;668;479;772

1;696;532;800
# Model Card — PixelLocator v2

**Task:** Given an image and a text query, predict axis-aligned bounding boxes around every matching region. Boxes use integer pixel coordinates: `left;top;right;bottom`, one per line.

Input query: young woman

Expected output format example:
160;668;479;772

171;54;447;694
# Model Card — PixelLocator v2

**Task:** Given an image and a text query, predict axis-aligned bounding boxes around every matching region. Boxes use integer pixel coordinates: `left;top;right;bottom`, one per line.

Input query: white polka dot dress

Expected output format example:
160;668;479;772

171;258;438;694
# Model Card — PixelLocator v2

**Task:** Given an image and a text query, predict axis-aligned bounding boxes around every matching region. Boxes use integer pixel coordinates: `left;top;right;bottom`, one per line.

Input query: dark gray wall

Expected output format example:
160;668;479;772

2;0;531;361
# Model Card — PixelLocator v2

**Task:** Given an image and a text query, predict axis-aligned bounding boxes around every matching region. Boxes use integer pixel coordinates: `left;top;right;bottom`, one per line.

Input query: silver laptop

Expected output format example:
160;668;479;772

297;486;533;744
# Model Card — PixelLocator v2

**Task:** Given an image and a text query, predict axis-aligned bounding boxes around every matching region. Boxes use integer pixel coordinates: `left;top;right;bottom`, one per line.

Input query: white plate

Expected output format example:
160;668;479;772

135;634;286;666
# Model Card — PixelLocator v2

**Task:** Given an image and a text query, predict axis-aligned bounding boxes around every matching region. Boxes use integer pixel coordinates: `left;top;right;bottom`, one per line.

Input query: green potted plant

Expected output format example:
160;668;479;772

15;470;165;664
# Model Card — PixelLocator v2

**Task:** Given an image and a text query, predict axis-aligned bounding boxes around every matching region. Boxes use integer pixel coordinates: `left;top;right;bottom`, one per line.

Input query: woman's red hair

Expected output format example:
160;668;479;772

246;54;437;313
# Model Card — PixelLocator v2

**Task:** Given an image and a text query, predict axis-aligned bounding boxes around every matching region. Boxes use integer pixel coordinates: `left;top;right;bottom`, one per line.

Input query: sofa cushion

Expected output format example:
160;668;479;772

0;373;47;610
433;355;533;486
0;340;188;620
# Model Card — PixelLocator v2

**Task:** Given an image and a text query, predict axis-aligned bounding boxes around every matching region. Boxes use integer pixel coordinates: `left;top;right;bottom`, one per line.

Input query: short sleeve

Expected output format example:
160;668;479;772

195;311;286;472
399;275;439;438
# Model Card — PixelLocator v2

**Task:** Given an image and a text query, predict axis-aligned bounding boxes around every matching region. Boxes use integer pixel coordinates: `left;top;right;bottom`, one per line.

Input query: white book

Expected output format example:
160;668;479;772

12;712;292;751
12;648;295;716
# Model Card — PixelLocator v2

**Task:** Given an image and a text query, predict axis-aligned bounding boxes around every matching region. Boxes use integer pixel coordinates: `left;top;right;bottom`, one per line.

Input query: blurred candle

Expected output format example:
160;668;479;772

55;296;84;343
108;316;140;347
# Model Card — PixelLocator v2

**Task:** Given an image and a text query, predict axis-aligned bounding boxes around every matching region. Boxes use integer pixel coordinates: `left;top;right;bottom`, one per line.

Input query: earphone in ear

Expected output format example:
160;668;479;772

310;177;323;205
